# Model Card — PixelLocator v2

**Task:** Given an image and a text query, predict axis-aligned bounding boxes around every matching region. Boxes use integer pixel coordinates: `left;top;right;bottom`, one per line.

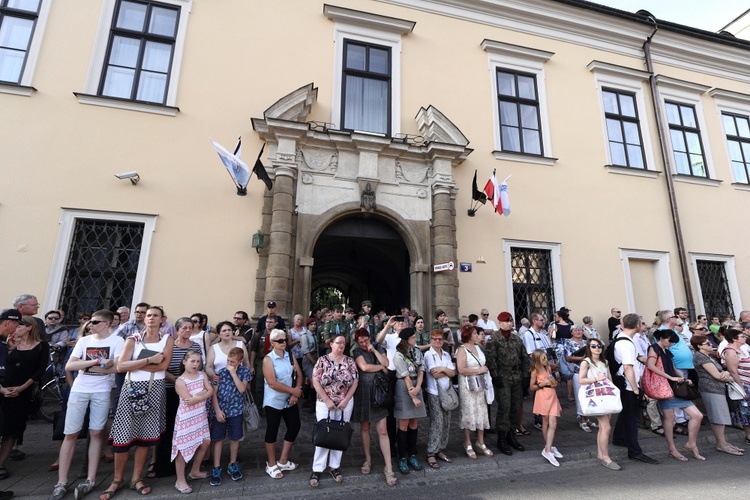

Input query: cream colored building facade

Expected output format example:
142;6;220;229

1;0;749;330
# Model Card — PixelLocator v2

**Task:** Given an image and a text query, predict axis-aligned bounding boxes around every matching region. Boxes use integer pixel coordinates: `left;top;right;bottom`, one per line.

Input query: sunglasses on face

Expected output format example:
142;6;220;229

272;339;286;344
89;320;106;325
47;316;60;320
590;344;603;349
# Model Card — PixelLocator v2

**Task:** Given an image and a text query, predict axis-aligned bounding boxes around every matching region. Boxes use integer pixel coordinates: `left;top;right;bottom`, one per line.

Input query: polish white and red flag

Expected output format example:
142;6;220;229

483;171;511;216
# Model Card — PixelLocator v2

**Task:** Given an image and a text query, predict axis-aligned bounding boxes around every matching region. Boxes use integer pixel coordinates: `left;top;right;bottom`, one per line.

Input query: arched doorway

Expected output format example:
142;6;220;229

311;215;410;314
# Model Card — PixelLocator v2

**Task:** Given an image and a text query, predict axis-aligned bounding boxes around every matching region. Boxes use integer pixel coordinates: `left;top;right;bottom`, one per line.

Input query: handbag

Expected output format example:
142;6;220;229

242;391;261;432
437;382;459;411
578;379;622;416
126;371;154;415
484;372;495;405
671;380;700;400
464;346;486;392
726;380;746;401
641;356;674;400
312;410;353;451
372;371;394;408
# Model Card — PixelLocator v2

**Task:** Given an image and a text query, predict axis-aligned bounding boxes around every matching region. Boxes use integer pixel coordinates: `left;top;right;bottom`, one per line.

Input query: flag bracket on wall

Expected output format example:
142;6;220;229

468;169;487;216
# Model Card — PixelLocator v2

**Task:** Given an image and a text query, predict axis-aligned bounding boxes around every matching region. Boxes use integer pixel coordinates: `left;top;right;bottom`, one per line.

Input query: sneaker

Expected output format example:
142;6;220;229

210;467;222;486
533;422;543;431
579;421;592;433
74;479;95;500
541;450;560;467
49;482;67;500
407;455;423;471
551;447;563;459
228;462;243;481
397;457;410;475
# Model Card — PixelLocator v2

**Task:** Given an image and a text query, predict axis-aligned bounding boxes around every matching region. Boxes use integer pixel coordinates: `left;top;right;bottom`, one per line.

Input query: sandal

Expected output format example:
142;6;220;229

673;425;688;436
360;461;371;475
130;478;151;496
384;468;397;486
309;472;320;487
426;456;440;469
146;464;156;479
265;463;284;479
716;444;743;456
515;427;530;436
436;452;452;463
669;451;688;462
651;426;665;436
684;444;706;461
329;468;343;483
99;480;124;500
465;443;477;459
474;442;494;457
187;471;209;480
173;483;193;495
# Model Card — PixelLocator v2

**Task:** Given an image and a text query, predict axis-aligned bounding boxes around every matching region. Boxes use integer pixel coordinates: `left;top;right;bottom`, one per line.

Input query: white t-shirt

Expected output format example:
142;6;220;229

522;328;551;356
613;335;637;392
70;334;124;393
131;334;170;381
477;318;498;332
423;347;455;396
383;332;401;371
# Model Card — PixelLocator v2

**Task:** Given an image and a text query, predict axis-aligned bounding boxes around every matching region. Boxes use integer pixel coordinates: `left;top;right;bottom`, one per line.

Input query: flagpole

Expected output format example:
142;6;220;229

234;136;248;196
501;174;512;183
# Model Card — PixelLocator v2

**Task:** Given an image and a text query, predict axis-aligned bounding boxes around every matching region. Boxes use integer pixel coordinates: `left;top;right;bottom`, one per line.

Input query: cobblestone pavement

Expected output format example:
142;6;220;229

5;390;747;499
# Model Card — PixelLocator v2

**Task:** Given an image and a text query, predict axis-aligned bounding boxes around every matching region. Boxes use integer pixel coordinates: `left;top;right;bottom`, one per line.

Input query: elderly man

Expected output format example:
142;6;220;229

485;312;529;455
116;306;131;323
113;302;149;340
12;294;45;341
477;309;498;333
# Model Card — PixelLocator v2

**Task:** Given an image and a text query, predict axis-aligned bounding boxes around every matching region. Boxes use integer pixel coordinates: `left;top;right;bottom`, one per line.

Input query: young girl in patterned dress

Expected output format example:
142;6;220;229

172;350;213;494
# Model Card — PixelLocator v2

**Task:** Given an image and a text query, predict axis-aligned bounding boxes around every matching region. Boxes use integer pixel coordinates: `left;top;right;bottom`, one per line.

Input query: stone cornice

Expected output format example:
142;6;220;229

587;60;649;81
415;105;469;146
324;4;416;34
481;39;554;63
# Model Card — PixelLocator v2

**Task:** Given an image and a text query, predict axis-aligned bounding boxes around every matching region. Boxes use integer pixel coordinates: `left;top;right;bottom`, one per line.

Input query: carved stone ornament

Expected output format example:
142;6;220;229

301;173;314;184
395;161;429;184
360;182;376;212
300;149;336;171
417;188;427;198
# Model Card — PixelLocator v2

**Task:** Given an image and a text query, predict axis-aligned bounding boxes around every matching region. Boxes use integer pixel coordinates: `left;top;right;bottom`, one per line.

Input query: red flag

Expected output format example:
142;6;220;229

483;173;501;215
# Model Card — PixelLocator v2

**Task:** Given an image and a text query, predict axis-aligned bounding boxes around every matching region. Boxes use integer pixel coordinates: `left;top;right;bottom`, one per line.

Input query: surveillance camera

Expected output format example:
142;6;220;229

114;171;139;180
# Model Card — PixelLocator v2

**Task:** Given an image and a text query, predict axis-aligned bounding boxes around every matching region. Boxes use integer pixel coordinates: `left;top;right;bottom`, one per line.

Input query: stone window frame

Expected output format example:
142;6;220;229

75;0;192;116
690;252;743;319
502;239;564;315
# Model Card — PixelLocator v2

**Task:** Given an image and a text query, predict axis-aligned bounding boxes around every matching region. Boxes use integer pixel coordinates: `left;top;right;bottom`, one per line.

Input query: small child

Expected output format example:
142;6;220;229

172;350;213;494
530;349;563;466
210;347;250;486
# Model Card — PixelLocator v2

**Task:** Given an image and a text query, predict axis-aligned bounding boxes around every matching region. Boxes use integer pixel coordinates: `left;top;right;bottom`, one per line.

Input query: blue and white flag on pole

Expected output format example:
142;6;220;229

211;137;250;188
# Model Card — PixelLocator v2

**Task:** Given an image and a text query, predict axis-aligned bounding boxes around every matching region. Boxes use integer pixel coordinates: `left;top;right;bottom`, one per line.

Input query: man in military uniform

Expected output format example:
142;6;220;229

485;311;529;456
360;300;377;333
323;305;352;353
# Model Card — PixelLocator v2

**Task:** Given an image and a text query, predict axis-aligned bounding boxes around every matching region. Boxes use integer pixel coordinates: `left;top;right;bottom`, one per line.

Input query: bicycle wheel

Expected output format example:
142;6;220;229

39;379;64;423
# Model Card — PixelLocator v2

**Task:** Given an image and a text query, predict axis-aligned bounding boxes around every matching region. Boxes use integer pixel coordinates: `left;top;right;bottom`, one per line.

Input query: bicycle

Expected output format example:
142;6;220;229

36;346;69;423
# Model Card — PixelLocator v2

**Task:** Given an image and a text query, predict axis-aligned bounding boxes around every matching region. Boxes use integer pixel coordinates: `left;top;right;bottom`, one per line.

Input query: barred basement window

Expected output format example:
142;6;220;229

58;219;144;324
510;247;555;328
696;260;735;320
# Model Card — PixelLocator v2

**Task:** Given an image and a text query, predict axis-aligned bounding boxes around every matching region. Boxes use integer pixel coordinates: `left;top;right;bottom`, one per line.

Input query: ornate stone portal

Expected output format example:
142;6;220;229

251;83;472;322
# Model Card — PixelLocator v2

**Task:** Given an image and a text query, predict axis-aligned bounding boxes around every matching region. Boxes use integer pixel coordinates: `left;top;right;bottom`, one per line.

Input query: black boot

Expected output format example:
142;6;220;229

506;430;525;451
496;436;513;456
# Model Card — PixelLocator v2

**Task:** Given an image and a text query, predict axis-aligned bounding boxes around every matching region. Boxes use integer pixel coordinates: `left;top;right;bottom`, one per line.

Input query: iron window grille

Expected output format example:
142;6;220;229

665;101;707;177
497;70;543;156
341;39;391;136
0;0;40;84
58;219;144;324
696;260;734;321
602;88;646;169
722;112;750;184
510;247;555;329
99;0;180;104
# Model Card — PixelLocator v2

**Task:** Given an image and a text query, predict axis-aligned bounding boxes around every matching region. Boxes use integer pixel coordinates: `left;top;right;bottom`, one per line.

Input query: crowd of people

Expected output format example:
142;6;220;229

0;294;749;498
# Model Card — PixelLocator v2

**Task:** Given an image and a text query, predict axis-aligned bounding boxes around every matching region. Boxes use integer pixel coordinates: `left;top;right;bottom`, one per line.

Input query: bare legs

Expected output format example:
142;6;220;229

595;415;613;462
542;415;557;454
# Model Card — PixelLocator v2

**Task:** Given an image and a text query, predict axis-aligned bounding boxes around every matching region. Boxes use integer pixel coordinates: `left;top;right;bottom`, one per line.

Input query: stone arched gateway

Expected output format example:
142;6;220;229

251;83;472;323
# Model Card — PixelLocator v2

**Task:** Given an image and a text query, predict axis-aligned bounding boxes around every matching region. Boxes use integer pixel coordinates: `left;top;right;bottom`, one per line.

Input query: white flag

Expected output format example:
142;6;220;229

211;138;249;187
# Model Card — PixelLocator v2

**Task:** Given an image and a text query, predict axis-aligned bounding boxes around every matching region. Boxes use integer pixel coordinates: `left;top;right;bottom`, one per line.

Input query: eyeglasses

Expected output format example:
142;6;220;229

134;311;147;315
431;337;444;341
191;319;200;323
272;339;286;344
46;316;60;320
589;344;603;349
701;342;711;346
481;313;489;317
89;320;106;325
233;317;244;320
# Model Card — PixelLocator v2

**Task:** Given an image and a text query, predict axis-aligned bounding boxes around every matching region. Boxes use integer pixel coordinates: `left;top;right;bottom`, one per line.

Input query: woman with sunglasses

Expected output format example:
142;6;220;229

647;329;704;462
262;329;303;479
578;340;619;470
690;334;743;456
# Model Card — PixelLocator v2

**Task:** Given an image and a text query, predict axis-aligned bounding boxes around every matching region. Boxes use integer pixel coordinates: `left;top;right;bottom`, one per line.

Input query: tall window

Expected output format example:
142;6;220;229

99;0;179;104
665;101;707;177
510;247;555;328
58;219;144;324
696;260;735;321
341;40;390;135
0;0;40;84
497;70;542;155
603;88;645;169
722;112;750;184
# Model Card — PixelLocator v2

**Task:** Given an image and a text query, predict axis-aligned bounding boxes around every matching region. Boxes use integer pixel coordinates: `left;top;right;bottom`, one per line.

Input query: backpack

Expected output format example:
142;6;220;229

605;335;633;385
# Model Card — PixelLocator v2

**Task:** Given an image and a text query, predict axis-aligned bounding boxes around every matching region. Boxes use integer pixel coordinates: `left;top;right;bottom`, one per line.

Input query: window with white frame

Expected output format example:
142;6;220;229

325;5;414;137
44;209;157;320
690;253;741;320
482;39;554;165
711;88;750;186
0;0;50;93
588;61;656;175
78;0;191;115
656;76;715;180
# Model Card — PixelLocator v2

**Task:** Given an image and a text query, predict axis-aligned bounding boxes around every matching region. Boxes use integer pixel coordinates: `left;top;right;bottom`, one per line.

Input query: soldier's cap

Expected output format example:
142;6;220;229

361;300;372;307
333;305;344;312
345;307;355;313
267;301;277;308
399;327;416;340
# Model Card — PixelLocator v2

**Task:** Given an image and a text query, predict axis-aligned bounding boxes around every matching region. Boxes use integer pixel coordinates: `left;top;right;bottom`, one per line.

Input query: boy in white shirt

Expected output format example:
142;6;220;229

49;310;124;500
